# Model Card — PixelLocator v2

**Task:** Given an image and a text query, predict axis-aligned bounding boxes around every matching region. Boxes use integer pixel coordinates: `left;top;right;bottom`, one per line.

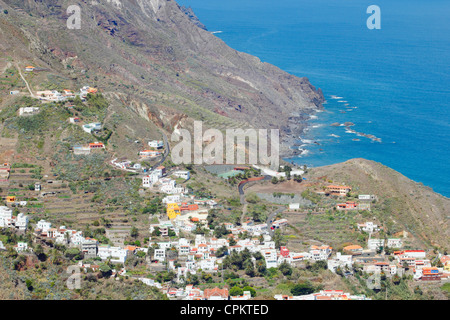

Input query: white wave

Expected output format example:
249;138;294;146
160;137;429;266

300;139;313;144
309;115;318;119
301;149;310;156
211;31;223;34
328;134;340;138
330;95;344;99
297;148;310;156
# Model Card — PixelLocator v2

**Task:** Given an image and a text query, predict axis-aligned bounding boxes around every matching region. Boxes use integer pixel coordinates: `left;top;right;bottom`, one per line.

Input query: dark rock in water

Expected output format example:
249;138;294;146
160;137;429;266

330;122;341;127
344;122;355;126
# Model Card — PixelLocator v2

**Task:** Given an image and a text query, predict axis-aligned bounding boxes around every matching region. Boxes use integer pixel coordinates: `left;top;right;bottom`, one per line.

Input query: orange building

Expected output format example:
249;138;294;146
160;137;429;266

89;142;105;149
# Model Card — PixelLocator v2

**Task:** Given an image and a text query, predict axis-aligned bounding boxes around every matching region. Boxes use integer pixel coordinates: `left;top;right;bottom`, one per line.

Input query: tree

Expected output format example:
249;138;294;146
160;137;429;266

246;193;260;204
278;261;292;276
253;251;263;260
65;248;81;260
201;272;213;283
414;286;423;295
311;260;327;271
130;227;139;238
245;264;256;277
214;224;229;238
34;244;47;262
185;272;199;285
216;246;228;258
152;226;161;237
392;274;401;285
256;260;266;275
271;176;278;184
229;286;243;297
168;229;176;237
273;229;285;249
291;282;315;296
99;263;112;278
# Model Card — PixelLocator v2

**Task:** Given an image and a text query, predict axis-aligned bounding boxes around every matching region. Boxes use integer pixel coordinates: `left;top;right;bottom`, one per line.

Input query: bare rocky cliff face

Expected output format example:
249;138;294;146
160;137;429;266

0;0;324;153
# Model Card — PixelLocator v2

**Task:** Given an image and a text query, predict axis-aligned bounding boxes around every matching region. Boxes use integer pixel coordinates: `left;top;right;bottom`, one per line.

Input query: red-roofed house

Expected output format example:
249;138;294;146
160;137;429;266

203;287;229;300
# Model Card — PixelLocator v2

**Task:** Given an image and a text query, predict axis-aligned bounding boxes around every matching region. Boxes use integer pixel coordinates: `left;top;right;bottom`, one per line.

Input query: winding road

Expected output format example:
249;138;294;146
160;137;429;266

237;174;285;236
153;131;170;169
16;63;36;98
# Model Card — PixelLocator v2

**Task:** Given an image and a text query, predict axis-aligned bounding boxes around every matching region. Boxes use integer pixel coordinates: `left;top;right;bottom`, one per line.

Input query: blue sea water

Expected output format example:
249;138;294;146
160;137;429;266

177;0;450;197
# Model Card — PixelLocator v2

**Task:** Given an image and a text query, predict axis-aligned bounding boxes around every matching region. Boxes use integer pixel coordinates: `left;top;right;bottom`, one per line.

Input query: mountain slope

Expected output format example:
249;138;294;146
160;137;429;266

0;0;324;151
306;158;450;250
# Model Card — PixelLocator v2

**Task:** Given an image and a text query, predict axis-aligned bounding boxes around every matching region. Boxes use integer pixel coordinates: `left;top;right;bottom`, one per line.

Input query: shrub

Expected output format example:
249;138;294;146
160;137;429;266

291;282;316;296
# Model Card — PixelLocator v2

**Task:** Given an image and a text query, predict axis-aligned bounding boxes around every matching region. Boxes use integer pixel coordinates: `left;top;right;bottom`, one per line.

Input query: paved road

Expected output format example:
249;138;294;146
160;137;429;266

237;174;285;235
266;206;286;237
238;175;271;204
153;131;170;169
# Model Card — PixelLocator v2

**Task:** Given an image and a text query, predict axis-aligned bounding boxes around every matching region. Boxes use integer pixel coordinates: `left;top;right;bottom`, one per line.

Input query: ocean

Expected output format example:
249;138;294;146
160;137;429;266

177;0;450;197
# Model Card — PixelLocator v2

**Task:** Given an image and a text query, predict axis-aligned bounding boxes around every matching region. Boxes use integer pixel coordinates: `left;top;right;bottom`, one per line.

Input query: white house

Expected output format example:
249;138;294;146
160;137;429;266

309;245;332;261
368;239;385;251
0;206;14;228
358;195;376;201
398;250;426;259
199;259;216;271
154;248;166;262
357;221;379;233
15;242;30;253
142;171;161;188
162;194;182;204
387;238;403;248
82;122;102;134
230;291;252;301
327;252;353;273
148;140;164;149
19;107;40;116
15;213;29;231
173;171;190;180
159;179;185;194
73;145;91;155
98;245;128;264
262;249;278;268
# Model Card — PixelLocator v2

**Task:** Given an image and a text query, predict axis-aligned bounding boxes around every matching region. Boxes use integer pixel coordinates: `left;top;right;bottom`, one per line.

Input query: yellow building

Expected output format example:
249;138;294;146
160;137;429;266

444;262;450;272
6;196;16;203
167;203;181;220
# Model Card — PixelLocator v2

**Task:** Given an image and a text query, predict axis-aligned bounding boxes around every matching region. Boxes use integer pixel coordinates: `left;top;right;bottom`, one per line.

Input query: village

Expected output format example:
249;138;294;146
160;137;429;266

1;159;449;300
0;65;447;301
